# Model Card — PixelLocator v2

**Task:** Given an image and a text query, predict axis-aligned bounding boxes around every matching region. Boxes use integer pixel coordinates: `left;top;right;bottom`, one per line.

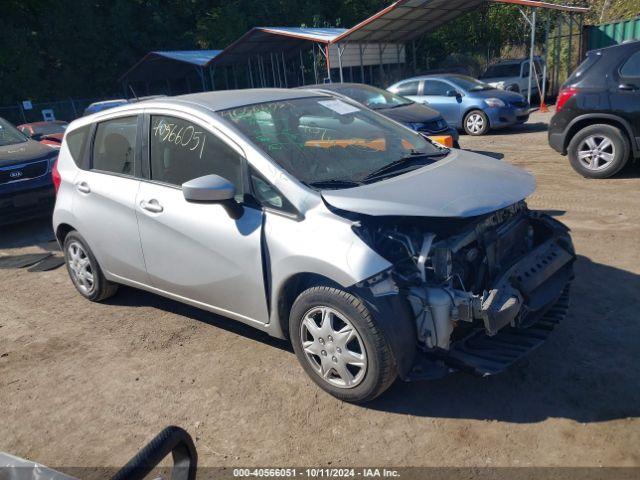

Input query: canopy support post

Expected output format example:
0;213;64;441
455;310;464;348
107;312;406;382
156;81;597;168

312;45;318;84
270;53;277;87
337;43;345;83
412;40;417;74
248;57;254;88
299;49;305;86
541;10;550;104
282;51;288;87
359;44;365;82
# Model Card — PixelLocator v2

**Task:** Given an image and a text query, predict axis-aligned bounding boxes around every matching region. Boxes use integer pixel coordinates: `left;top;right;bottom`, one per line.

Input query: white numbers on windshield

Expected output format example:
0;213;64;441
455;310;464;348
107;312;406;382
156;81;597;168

152;118;206;159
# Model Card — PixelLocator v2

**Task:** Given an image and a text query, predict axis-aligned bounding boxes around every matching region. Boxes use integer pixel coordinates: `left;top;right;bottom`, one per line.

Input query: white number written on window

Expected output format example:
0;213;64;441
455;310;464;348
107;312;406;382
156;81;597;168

152;118;206;159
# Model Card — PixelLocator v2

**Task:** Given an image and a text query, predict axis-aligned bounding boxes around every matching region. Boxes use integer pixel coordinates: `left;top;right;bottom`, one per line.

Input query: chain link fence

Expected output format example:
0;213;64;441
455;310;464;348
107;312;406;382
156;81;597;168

0;98;122;126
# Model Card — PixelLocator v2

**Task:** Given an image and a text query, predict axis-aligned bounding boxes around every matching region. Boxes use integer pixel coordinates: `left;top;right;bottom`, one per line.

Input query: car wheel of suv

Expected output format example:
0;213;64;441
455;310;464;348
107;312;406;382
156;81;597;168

464;110;490;135
289;286;396;402
63;231;118;302
568;124;630;179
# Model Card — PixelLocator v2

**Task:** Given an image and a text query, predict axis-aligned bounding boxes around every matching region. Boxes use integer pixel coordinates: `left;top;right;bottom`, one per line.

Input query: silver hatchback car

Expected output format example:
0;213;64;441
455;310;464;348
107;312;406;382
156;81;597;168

53;89;574;402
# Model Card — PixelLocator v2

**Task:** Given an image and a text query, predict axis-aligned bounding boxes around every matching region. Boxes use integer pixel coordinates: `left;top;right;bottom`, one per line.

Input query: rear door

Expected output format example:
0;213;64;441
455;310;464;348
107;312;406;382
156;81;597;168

422;79;461;126
613;48;640;141
72;114;148;284
135;112;268;324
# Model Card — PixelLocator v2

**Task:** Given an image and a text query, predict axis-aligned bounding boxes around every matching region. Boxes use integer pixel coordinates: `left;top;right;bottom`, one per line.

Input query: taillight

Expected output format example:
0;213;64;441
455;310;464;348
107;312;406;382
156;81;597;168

52;158;61;194
556;87;579;112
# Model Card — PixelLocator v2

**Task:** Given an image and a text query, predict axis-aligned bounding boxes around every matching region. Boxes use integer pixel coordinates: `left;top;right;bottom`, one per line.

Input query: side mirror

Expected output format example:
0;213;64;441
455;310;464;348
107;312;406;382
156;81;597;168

30;132;43;140
446;90;460;97
182;174;243;219
182;174;235;202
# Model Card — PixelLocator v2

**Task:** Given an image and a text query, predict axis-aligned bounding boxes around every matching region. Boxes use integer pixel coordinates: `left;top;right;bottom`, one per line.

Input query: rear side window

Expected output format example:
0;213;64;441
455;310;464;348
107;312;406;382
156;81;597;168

149;115;243;198
395;81;419;96
566;53;600;84
92;116;138;175
65;125;90;168
620;51;640;77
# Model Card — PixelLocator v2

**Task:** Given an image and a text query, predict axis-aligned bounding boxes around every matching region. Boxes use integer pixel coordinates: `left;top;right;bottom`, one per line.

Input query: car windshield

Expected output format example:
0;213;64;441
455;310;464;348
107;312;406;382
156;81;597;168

32;122;67;136
333;85;413;109
219;97;445;187
0;118;28;146
449;76;495;92
481;64;521;78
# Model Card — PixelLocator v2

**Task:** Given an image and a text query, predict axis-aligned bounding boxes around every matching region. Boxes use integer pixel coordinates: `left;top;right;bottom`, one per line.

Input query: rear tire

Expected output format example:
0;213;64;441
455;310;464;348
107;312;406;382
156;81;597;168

289;286;397;403
63;231;118;302
463;110;490;135
567;124;629;179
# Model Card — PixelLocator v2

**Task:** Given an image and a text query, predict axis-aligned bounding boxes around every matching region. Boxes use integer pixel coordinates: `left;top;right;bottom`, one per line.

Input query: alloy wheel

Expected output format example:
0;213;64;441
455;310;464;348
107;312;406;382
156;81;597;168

577;135;616;171
299;306;367;389
67;241;95;295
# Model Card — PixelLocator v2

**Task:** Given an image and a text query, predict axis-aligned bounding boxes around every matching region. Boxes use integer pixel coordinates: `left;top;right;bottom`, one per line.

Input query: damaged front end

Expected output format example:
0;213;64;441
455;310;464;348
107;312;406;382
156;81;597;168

352;202;575;379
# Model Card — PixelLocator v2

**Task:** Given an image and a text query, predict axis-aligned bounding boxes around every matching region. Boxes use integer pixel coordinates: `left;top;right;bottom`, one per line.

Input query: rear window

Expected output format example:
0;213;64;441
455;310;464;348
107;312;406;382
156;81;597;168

65;125;90;168
92;116;138;175
565;53;600;85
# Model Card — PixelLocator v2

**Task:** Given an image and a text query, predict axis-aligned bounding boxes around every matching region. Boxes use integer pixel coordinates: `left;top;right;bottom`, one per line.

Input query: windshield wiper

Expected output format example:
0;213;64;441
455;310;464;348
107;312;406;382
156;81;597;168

361;150;448;183
307;178;363;189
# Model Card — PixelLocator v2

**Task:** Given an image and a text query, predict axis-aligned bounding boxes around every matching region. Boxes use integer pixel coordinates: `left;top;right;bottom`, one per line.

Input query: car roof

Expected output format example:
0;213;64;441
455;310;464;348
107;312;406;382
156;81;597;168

68;89;333;131
297;82;379;90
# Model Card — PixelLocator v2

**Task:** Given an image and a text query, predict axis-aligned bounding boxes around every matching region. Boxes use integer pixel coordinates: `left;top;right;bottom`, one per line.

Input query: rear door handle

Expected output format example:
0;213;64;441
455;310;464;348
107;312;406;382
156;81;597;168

140;199;164;213
76;181;91;194
619;83;638;91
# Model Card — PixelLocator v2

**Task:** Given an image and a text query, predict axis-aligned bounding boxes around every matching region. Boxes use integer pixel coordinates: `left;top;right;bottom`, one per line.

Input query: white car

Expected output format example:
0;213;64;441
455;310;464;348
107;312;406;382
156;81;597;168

480;57;545;96
51;89;574;402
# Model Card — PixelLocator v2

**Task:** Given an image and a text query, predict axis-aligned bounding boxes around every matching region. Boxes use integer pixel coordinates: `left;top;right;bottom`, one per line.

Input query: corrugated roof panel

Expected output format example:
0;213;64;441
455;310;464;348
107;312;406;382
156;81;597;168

152;50;223;66
257;27;347;42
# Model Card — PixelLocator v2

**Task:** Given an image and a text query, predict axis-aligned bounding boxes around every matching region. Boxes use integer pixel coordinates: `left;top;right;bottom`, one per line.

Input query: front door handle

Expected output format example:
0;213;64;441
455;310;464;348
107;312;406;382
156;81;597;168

619;83;638;91
76;181;91;194
140;199;164;213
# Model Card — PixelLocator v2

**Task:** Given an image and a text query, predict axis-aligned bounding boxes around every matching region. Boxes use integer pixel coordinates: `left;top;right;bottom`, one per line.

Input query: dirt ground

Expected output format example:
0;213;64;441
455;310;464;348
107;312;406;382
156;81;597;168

1;111;639;471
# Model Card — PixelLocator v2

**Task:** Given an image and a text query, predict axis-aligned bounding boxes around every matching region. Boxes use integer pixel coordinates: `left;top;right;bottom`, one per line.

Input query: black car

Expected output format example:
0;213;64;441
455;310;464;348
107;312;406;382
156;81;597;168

548;40;640;178
0;117;59;225
299;82;460;148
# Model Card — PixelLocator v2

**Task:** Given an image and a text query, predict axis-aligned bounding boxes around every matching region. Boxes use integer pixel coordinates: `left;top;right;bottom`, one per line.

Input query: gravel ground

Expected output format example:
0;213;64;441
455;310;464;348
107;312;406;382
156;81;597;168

1;111;639;471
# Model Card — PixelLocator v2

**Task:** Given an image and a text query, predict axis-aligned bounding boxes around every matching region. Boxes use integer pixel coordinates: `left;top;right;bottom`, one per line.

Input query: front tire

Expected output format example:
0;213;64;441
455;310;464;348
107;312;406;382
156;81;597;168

567;124;630;179
463;110;490;135
63;231;118;302
289;286;397;403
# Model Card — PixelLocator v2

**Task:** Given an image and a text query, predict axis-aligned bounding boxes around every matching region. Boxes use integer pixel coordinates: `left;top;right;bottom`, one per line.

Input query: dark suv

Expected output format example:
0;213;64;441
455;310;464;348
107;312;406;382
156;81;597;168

548;40;640;178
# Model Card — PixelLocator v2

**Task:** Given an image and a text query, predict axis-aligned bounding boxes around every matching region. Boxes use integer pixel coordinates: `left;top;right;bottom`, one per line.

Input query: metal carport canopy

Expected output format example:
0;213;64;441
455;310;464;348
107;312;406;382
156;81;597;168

119;50;222;82
210;27;347;66
331;0;589;44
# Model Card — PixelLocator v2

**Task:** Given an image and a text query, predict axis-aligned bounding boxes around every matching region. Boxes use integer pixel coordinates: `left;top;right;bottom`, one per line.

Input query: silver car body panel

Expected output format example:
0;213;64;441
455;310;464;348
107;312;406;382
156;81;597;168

322;149;536;218
53;89;536;340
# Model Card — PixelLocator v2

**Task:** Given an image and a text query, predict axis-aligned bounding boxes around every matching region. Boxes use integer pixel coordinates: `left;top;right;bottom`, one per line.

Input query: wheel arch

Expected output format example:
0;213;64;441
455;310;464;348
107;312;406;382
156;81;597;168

274;272;344;340
563;114;637;156
55;223;76;248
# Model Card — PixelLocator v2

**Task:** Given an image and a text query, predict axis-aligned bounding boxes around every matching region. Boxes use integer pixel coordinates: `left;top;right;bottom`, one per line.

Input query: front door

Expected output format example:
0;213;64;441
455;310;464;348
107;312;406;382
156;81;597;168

136;114;268;324
422;79;461;126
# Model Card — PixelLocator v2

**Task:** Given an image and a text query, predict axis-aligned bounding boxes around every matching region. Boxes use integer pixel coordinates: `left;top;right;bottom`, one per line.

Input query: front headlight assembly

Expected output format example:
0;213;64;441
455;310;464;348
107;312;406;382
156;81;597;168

484;98;506;108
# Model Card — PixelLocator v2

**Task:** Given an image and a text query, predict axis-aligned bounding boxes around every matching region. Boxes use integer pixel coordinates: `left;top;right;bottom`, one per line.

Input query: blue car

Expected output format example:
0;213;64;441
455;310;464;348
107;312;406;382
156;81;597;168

0;117;59;225
387;74;530;136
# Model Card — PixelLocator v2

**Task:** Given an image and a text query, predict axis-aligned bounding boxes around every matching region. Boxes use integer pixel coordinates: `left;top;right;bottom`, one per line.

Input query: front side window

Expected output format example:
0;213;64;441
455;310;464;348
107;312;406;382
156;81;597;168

620;51;640;78
218;96;445;188
335;85;413;110
92;116;138;175
149;115;243;196
423;80;451;96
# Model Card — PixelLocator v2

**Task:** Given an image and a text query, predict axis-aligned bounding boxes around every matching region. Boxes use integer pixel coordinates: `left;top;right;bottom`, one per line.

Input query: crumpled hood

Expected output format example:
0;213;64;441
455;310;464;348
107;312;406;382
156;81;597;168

0;140;55;168
377;102;441;124
322;150;536;218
